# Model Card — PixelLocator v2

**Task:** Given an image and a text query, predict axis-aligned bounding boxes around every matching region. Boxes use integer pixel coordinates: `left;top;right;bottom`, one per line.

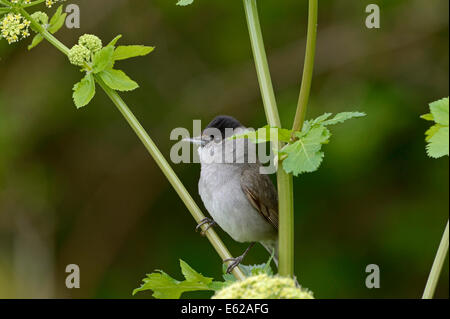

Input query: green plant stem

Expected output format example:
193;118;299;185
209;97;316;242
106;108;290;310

292;0;318;133
422;221;449;299
20;8;69;55
21;7;246;281
243;0;294;277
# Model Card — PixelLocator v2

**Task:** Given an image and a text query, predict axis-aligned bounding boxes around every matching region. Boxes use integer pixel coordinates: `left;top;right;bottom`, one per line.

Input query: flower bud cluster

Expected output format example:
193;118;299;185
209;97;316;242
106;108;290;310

212;274;314;299
68;34;103;67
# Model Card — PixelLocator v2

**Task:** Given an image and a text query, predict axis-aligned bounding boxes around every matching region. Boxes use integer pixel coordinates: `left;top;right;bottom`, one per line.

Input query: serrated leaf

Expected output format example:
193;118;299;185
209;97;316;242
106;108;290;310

99;69;139;91
28;34;44;50
72;74;96;109
429;97;449;126
177;0;194;6
180;260;212;285
321;112;366;126
281;126;331;176
426;127;449;158
309;113;333;126
423;97;449;158
113;45;155;61
231;126;292;144
133;259;223;299
92;46;115;73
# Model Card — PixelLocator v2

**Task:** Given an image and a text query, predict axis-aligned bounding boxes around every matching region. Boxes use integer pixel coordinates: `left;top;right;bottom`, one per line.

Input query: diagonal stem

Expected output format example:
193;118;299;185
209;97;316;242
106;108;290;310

422;221;449;299
20;7;246;281
243;0;294;277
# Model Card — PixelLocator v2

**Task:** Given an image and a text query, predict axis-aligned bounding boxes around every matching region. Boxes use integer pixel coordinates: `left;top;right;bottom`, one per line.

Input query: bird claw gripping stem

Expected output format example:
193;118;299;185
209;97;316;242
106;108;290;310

224;242;256;274
195;217;217;236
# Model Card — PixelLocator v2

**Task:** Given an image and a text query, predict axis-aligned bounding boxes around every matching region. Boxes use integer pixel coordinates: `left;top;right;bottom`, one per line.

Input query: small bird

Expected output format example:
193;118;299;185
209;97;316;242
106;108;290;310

185;115;279;274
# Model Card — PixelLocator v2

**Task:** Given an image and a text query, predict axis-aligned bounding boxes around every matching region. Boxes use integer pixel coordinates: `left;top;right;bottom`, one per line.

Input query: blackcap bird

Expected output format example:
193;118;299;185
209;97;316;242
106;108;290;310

184;115;279;274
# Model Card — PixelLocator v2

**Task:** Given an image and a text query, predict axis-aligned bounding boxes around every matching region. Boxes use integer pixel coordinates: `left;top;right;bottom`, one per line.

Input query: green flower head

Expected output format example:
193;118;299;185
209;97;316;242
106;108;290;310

78;34;102;53
212;274;314;299
68;44;91;67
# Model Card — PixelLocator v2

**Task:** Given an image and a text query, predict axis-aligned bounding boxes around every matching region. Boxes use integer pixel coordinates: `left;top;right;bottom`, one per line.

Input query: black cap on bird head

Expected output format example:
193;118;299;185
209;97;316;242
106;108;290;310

204;115;243;139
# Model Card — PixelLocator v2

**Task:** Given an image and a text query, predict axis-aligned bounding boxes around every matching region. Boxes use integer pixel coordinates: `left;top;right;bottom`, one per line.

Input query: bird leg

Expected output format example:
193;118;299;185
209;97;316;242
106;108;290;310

195;217;217;236
224;243;256;274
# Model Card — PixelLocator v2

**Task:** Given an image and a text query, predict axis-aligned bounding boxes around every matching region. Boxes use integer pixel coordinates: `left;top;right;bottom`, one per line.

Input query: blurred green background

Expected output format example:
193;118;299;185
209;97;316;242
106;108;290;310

0;0;448;299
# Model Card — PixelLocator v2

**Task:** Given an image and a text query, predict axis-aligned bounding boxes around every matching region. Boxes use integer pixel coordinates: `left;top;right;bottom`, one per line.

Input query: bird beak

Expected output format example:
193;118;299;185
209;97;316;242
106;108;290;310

182;136;208;146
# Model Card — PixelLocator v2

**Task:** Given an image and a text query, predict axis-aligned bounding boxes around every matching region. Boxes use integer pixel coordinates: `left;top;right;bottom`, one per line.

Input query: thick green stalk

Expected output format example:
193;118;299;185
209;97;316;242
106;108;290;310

20;7;246;281
243;0;295;277
292;0;318;133
422;221;449;299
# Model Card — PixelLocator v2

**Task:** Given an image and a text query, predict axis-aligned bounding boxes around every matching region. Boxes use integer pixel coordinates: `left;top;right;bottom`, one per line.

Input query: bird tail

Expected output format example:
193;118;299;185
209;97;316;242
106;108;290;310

260;240;278;267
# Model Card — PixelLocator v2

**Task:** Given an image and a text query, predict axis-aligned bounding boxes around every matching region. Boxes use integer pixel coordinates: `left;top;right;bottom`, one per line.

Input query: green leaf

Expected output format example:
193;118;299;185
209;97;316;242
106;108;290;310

107;34;122;47
320;112;366;126
429;97;449;126
47;5;66;34
425;124;442;142
422;97;449;158
133;259;224;298
307;113;332;127
240;251;275;277
49;5;63;26
281;126;331;176
72;74;96;109
177;0;194;6
421;113;434;122
28;34;44;50
92;46;115;73
113;45;155;61
231;126;292;143
180;260;212;285
427;127;449;158
48;13;67;34
98;69;139;91
222;269;237;283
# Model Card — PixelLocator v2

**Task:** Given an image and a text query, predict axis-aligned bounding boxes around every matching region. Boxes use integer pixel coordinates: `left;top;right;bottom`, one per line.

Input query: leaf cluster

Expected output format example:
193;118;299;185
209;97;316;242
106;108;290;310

28;5;66;50
132;259;226;299
133;253;275;299
73;35;154;108
232;112;366;176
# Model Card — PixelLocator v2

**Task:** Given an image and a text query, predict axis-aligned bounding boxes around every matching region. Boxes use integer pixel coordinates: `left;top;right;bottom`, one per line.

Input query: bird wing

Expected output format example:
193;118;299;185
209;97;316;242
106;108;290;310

240;167;279;230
